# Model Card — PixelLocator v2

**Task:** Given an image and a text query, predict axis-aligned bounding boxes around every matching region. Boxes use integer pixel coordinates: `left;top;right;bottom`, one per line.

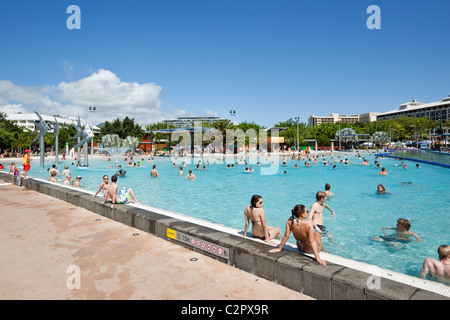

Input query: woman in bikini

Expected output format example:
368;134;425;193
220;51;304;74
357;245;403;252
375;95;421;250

243;195;281;245
269;204;326;266
92;175;109;198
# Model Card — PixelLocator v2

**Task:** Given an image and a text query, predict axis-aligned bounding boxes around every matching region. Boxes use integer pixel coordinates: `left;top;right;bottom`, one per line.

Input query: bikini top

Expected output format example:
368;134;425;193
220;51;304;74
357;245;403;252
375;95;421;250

249;206;261;224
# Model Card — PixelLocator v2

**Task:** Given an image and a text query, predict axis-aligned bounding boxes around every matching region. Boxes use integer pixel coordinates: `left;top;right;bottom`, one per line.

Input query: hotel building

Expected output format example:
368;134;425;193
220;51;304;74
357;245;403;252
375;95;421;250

308;112;379;127
376;96;450;122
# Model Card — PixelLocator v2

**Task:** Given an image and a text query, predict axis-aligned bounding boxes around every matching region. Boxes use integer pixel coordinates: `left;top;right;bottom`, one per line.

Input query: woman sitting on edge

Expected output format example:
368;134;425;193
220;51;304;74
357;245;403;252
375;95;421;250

243;195;281;245
269;204;326;266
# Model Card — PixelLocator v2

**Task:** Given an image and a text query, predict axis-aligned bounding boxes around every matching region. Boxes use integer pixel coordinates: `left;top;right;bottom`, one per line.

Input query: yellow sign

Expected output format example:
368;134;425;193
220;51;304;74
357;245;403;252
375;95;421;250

166;228;176;240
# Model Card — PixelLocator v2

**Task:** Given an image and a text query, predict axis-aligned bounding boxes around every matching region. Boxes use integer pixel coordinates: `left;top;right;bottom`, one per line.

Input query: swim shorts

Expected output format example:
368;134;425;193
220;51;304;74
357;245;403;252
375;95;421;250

117;187;131;204
317;225;328;234
23;164;30;172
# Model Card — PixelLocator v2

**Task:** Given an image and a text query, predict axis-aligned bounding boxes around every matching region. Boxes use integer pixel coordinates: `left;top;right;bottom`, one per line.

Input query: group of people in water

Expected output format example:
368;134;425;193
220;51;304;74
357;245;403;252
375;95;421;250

242;189;449;282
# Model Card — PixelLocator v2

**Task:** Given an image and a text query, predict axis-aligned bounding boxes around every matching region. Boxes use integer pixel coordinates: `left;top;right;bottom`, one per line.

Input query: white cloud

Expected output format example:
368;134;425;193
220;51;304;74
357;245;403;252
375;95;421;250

0;104;27;115
204;110;218;117
0;69;168;125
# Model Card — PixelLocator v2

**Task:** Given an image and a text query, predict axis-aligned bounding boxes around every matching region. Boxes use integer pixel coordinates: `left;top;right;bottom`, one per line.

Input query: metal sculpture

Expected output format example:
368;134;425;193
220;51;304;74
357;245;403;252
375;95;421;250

70;115;94;166
31;111;50;168
50;117;61;164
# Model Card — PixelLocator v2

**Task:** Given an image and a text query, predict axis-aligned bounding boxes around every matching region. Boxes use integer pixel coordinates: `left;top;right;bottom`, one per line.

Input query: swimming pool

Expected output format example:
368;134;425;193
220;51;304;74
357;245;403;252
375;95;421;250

5;151;449;283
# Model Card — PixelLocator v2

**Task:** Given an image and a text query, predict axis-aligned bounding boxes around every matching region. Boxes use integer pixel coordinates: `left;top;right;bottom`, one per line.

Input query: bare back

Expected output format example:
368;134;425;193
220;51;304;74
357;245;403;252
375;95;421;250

289;218;314;242
244;206;265;237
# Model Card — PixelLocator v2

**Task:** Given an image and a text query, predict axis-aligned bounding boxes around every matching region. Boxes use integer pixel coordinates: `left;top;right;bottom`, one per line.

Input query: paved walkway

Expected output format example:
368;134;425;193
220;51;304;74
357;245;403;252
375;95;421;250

0;182;313;300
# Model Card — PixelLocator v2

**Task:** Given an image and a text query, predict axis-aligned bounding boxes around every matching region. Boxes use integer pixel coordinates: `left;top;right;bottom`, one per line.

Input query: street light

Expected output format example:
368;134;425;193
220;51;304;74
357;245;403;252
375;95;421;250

89;106;96;155
295;116;300;153
229;109;236;124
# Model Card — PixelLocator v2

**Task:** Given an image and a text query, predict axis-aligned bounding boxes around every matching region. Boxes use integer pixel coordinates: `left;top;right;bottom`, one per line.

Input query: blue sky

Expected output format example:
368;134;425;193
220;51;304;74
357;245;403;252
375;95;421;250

0;0;449;127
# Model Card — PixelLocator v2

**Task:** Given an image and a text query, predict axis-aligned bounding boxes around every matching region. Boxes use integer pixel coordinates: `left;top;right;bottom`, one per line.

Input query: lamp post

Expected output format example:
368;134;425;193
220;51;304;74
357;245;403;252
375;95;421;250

229;109;236;124
338;121;341;151
295;116;300;153
89;106;96;156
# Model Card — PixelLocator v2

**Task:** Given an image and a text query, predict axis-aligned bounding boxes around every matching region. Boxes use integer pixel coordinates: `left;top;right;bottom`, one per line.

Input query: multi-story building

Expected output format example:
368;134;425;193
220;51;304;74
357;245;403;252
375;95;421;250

377;96;450;122
308;113;379;127
6;113;100;133
163;116;224;128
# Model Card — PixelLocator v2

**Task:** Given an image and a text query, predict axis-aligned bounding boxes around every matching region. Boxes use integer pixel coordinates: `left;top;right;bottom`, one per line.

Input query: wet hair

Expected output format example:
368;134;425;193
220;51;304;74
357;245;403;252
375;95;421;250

111;175;118;182
325;183;331;191
291;204;306;223
438;245;450;260
250;194;262;208
316;191;327;201
397;218;411;231
377;184;385;192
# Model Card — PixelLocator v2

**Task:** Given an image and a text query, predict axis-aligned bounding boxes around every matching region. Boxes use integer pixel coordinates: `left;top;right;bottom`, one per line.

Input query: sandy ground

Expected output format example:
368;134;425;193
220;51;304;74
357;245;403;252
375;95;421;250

0;182;313;300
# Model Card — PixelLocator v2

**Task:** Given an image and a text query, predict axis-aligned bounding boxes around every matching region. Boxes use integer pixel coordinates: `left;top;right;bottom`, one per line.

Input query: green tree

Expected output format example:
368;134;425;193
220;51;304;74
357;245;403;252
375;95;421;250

100;117;144;140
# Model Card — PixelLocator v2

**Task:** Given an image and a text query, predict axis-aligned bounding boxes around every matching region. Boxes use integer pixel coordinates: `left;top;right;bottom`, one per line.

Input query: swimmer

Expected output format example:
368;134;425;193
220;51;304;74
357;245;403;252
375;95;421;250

150;164;159;177
372;218;423;243
269;204;326;265
377;184;386;194
378;167;388;175
308;191;335;234
186;169;196;180
419;245;450;283
73;176;82;187
8;162;16;175
115;169;126;176
324;183;334;197
63;175;72;185
178;166;184;176
62;166;71;179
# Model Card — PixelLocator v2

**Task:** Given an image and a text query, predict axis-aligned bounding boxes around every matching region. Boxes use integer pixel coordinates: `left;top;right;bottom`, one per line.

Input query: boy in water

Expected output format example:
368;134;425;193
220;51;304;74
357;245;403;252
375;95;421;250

308;191;335;234
381;218;422;241
324;183;334;197
372;218;423;244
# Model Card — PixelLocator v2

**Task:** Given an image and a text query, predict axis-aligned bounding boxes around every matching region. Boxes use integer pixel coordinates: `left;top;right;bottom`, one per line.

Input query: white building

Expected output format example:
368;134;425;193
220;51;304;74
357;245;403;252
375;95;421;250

6;113;100;133
377;96;450;122
308;112;379;127
163;116;225;128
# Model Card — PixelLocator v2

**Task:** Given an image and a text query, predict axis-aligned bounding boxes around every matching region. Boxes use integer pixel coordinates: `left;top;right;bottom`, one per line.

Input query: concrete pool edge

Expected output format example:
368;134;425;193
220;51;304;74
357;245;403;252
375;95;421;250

1;172;449;300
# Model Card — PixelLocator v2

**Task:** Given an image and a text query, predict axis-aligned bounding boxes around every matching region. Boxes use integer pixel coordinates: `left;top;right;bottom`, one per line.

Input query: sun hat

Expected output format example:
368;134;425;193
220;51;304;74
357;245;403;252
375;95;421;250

25;149;31;153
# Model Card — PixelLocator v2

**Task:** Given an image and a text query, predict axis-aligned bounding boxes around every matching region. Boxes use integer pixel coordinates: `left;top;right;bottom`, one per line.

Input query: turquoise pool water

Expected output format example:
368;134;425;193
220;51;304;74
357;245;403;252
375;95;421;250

6;152;450;281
